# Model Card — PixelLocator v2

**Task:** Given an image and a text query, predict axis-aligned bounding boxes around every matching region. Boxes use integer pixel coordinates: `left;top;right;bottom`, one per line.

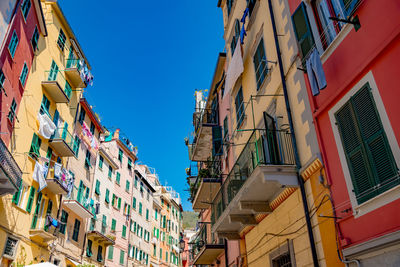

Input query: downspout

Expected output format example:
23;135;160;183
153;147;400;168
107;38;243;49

267;1;319;267
224;239;229;267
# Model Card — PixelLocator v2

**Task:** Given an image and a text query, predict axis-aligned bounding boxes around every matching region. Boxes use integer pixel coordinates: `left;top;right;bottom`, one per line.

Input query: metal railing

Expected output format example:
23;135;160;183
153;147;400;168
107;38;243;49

211;129;295;225
51;127;77;152
189;158;223;202
44;71;71;99
191;223;223;260
193;108;218;133
66;58;82;70
0;138;22;191
65;186;93;213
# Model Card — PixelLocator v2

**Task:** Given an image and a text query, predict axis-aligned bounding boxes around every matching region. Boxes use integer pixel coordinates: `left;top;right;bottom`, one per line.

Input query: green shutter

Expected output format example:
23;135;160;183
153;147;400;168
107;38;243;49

291;2;315;59
86;239;93;257
99;155;103;168
212;126;223;156
30;192;42;229
26;186;36;212
122;225;126;238
119;250;125;265
12;186;22;205
111;219;116;231
60;210;68;234
335;84;398;204
108;246;114;260
126;180;130;191
340;0;359;17
116;172;120;184
132;197;136;209
48;60;59;81
105;189;110;203
112;194;115;206
117;198;121;209
95;180;100;195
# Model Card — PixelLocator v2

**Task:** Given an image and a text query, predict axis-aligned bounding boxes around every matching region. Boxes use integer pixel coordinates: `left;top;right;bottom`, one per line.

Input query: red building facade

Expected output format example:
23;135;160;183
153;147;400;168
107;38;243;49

288;0;400;265
0;0;46;146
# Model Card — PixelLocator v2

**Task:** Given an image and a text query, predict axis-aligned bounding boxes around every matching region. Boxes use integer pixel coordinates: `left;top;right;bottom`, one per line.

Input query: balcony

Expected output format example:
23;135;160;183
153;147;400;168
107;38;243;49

44;167;68;195
41;71;71;103
211;129;298;239
0;139;22;196
191;108;218;161
29;216;57;244
65;58;86;88
191;223;224;265
87;221;115;247
189;161;222;211
49;127;77;157
63;189;94;219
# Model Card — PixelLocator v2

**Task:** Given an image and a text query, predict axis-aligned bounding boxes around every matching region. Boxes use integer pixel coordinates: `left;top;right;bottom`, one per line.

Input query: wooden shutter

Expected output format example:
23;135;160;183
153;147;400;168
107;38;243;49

212;126;223;156
291;2;315;59
351;86;398;194
26;186;36;212
49;61;59;81
340;0;358;17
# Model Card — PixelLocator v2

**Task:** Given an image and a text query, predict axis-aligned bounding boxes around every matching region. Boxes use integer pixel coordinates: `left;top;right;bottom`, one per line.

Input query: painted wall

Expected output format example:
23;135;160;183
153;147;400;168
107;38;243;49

288;0;400;255
0;0;42;147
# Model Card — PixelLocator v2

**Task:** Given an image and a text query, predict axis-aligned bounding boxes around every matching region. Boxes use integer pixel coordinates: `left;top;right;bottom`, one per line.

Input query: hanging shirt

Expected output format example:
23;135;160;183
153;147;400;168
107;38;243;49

33;161;47;192
306;49;327;96
224;40;244;99
241;7;249;24
37;113;57;139
54;163;62;179
240;24;247;44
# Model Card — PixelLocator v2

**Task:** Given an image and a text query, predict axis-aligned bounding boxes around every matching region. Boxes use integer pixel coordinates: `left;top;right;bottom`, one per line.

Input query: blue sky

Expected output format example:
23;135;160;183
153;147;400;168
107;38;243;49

60;1;225;211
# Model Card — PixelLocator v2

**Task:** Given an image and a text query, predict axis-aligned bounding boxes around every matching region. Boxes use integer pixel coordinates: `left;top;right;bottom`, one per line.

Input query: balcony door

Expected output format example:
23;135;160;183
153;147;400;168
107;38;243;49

263;112;280;165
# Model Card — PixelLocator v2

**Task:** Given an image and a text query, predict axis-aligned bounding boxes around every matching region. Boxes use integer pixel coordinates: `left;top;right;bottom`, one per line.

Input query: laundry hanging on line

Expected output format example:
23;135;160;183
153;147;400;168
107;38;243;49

37;113;57;139
33;161;47;192
306;49;327;96
224;40;244;99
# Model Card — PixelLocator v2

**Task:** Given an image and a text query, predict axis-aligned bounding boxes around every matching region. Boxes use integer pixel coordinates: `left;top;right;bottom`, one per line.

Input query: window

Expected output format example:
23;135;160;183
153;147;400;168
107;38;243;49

253;39;268;90
26;187;35;212
122;225;127;238
227;0;234;16
97;245;103;262
99;155;104;169
108;165;113;179
132;197;136;210
40;94;50;116
118;149;123;162
235;87;244;128
19;62;29;87
111;219;116;231
128;158;132;170
212;126;223;156
139;202;142;215
95;180;100;195
90;122;95;135
165;252;168;263
48;60;59;81
116;172;120;184
8;31;18;58
86;239;93;257
134;176;138;188
117;197;121;209
119;250;125;265
126;180;130;191
223;116;229;141
146;209;149;221
270;241;295;267
72;219;80;242
159;248;162;260
73;136;80;156
65;81;72;99
0;69;5;89
57;29;66;51
335;84;398;204
105;189;110;203
29;134;41;159
230;19;240;55
85;150;91;169
7;99;17;123
153;245;156;257
78;107;86;124
291;2;315;59
21;0;31;20
247;0;256;17
31;26;39;51
108;246;114;260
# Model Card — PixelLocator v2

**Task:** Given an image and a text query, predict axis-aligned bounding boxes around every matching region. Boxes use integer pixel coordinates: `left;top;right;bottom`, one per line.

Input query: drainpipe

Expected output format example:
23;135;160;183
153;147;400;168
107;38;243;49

267;1;319;267
224;239;229;267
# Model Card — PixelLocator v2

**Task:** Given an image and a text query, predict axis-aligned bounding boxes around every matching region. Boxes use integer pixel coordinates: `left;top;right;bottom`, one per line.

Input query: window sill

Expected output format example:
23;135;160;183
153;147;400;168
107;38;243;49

13;204;29;214
320;23;352;64
353;183;400;218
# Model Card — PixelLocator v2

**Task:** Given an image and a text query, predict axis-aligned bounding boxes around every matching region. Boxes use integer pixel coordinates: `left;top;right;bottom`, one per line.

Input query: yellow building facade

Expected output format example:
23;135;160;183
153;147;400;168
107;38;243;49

0;1;94;266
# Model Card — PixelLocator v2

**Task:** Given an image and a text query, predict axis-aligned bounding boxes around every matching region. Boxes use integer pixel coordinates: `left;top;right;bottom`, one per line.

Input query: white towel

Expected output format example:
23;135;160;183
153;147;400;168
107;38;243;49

33;161;47;192
224;40;244;99
54;163;62;179
37;113;57;139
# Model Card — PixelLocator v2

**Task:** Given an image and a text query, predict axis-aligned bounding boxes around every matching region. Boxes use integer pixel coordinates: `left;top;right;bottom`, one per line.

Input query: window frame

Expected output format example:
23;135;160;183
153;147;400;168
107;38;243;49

8;30;19;58
21;0;31;21
31;26;39;51
19;62;29;87
57;29;67;52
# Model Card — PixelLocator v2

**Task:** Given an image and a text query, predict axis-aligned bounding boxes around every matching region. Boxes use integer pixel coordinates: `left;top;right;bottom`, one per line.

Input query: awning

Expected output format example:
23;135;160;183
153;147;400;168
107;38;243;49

65;257;81;267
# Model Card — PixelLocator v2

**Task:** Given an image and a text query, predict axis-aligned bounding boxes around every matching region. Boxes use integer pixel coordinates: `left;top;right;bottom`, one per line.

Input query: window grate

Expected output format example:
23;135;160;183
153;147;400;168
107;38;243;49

273;253;291;267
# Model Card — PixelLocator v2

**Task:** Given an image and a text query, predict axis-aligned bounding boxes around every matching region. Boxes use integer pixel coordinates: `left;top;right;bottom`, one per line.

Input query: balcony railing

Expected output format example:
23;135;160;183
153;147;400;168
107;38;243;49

49;127;77;157
87;220;115;247
0;138;22;195
41;71;71;103
63;186;94;218
193;108;218;133
189;159;222;203
191;223;224;265
212;129;295;225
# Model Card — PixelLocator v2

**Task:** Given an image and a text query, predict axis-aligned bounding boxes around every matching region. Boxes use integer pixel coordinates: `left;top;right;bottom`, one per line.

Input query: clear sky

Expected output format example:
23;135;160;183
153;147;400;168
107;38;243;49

60;1;225;211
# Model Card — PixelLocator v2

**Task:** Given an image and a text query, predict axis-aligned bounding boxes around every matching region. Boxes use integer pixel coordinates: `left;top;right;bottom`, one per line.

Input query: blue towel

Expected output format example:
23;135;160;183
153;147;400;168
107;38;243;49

51;219;58;227
306;49;327;96
241;8;249;23
240;24;247;44
104;131;114;142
